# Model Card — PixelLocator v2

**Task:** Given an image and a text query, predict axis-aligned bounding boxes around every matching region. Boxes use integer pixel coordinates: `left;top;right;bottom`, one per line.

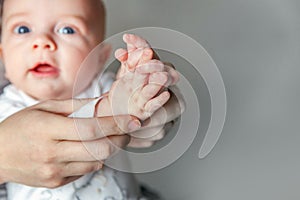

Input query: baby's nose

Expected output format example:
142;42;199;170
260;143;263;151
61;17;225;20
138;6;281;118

32;34;56;51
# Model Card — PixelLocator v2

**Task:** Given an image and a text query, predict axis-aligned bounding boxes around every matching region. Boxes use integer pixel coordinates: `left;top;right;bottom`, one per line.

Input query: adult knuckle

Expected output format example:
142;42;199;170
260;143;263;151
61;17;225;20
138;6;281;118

40;148;57;163
85;124;98;139
86;162;103;173
39;165;59;181
29;145;56;164
97;143;112;160
110;120;124;134
113;125;123;135
78;121;97;139
45;178;64;189
84;165;96;174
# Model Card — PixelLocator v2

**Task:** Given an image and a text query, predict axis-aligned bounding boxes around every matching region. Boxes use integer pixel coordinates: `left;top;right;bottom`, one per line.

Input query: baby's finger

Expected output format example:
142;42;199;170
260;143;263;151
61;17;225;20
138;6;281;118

123;33;150;51
139;48;154;65
144;91;170;114
137;72;168;103
165;64;180;85
136;60;165;74
149;72;168;86
115;48;128;62
140;84;164;101
127;48;144;70
116;64;127;79
147;67;179;87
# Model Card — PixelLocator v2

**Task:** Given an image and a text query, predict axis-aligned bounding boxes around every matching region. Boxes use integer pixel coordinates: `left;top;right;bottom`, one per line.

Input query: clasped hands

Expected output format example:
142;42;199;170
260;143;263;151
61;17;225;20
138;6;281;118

0;34;184;188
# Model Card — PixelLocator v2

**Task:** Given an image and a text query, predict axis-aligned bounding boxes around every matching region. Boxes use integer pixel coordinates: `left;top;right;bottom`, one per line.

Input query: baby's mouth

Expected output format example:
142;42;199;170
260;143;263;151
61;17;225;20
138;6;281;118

30;63;59;77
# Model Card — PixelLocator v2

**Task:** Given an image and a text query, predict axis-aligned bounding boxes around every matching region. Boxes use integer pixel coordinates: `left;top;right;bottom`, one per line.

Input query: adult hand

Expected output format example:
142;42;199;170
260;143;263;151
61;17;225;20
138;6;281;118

0;99;139;188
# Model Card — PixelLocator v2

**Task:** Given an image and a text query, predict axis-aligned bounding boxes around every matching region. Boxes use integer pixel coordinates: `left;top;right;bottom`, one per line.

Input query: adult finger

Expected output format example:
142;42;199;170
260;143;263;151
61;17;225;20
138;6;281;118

57;135;130;162
52;115;141;141
130;125;164;139
136;60;165;74
144;91;170;114
128;121;174;148
128;130;166;148
33;99;96;116
140;82;165;101
127;139;154;148
62;161;103;177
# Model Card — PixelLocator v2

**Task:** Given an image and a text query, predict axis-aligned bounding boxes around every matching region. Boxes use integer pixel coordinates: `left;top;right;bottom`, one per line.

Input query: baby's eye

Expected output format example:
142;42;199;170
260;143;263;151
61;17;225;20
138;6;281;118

58;26;75;34
14;26;31;34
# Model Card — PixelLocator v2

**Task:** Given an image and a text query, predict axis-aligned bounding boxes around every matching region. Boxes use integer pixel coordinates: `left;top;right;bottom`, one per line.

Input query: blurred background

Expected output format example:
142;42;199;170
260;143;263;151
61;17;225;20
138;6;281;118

103;0;300;199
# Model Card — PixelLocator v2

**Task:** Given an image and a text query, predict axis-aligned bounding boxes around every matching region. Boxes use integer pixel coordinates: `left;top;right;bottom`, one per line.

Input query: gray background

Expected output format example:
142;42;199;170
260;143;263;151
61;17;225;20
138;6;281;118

104;0;300;200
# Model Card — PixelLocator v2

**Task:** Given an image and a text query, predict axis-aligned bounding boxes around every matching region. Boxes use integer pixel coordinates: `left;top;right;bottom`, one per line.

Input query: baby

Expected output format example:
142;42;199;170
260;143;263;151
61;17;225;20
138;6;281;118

0;0;178;199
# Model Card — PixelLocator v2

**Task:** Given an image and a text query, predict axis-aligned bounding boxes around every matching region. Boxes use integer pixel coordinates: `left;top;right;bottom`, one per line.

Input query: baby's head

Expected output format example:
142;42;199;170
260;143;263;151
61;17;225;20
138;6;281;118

0;0;107;100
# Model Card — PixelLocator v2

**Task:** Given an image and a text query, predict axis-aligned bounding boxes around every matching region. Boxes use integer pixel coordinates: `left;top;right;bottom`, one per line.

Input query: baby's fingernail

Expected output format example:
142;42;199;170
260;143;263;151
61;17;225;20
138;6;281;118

128;120;141;131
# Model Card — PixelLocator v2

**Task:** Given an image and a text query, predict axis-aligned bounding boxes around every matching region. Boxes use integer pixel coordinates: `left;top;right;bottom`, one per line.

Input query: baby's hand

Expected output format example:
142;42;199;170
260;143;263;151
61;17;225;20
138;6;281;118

108;60;171;121
95;60;170;121
112;34;170;120
95;34;179;121
115;34;179;87
115;33;153;75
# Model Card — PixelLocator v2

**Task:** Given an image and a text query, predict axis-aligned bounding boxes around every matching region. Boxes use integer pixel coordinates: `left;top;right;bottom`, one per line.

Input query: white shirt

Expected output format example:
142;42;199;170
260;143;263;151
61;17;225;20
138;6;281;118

0;73;141;200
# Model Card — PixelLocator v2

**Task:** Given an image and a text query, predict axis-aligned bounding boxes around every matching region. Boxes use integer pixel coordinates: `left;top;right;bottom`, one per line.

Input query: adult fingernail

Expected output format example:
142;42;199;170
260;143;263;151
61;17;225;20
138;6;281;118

128;119;141;132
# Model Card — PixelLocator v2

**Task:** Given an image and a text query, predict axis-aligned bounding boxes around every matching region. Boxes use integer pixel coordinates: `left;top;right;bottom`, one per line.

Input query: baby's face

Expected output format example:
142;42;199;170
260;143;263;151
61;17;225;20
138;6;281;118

0;0;106;100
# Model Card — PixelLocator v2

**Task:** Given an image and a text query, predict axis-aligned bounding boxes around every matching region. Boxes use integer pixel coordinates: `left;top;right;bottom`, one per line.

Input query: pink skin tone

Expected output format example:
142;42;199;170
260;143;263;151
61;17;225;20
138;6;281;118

95;34;180;146
0;0;180;144
0;0;183;188
0;0;105;101
96;34;179;123
0;0;178;121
